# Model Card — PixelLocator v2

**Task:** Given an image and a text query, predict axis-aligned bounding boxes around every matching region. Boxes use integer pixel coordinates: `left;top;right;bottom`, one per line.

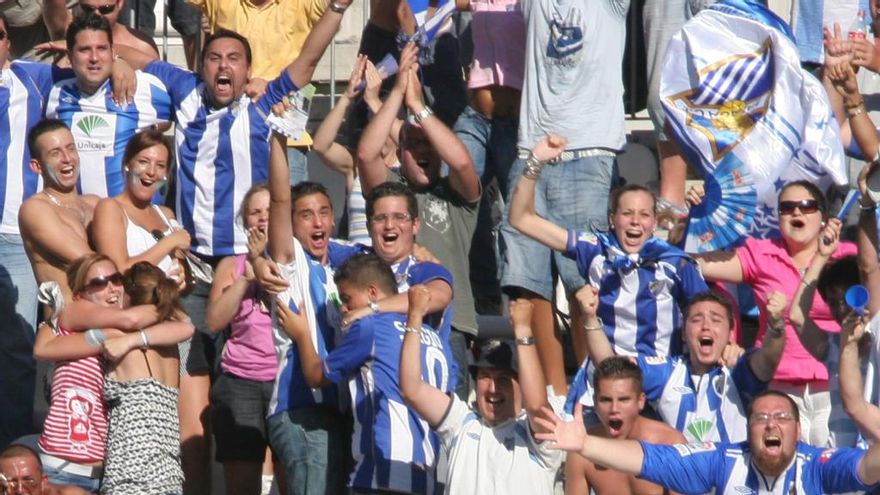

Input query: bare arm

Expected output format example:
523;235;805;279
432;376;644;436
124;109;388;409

205;256;250;333
510;299;552;433
357;45;419;196
101;320;195;362
508;135;569;251
42;0;71;40
858;439;880;485
534;404;645;475
573;285;614;363
59;300;159;332
268;132;296;264
856;163;880;314
747;291;787;381
342;278;452;327
287;0;353;89
694;250;744;283
789;221;842;360
33;323;124;362
313;56;369;182
401;69;479;202
399;286;452;427
839;315;880;445
92;199;187;271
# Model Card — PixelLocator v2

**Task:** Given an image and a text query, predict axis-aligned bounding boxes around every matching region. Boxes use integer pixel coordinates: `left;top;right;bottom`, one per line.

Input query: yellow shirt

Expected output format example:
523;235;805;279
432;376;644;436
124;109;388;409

188;0;324;145
189;0;326;80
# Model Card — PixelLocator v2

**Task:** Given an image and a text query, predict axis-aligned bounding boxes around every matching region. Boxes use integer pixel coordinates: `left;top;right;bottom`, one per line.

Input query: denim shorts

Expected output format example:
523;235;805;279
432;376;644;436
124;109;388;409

211;372;275;462
500;153;618;300
42;459;102;493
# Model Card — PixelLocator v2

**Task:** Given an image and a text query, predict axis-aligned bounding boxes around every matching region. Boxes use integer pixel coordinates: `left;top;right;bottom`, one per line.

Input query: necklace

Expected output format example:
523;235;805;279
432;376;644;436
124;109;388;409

44;190;87;224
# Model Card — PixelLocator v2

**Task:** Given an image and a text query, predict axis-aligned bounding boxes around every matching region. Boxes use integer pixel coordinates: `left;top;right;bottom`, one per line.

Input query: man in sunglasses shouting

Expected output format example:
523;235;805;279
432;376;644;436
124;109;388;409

537;390;880;494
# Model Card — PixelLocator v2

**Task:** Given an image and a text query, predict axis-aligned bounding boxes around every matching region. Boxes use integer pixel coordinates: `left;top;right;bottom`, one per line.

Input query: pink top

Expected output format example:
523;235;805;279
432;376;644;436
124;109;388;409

220;255;278;381
39;324;108;463
737;237;857;383
467;0;526;90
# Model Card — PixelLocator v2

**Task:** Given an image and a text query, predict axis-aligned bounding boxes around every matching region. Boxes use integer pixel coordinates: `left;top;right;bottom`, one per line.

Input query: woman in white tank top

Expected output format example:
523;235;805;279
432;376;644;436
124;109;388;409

90;129;211;491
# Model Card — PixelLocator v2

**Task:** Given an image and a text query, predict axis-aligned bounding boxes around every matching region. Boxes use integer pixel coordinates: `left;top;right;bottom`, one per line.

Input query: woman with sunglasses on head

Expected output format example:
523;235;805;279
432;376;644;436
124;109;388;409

695;180;855;447
203;184;279;495
89;129;211;494
31;254;187;493
100;262;193;495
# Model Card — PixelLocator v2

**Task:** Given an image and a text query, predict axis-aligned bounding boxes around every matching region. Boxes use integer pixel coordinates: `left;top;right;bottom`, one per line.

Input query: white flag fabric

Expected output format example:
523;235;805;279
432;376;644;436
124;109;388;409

662;0;848;240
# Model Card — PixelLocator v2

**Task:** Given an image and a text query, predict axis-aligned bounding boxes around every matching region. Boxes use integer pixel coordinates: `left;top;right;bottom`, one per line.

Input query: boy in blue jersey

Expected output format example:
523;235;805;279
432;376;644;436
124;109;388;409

574;287;786;444
276;255;453;494
536;390;880;494
262;132;362;495
399;290;565;495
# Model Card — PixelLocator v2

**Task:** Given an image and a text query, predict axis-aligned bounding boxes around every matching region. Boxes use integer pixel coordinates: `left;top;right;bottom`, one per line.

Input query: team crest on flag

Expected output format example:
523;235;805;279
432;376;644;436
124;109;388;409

662;0;848;246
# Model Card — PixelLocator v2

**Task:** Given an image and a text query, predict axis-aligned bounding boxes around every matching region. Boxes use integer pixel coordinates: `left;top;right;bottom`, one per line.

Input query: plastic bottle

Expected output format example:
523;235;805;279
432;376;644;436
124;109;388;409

849;9;870;41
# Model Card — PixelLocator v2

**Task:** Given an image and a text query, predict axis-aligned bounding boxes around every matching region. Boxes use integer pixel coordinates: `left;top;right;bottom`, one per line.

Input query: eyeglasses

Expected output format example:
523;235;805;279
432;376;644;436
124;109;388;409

0;472;40;493
750;411;795;424
0;31;7;41
84;272;124;291
778;199;821;215
371;212;412;224
80;3;116;15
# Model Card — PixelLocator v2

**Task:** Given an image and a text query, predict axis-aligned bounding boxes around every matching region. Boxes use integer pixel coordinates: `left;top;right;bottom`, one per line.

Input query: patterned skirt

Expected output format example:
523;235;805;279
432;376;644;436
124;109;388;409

101;378;183;495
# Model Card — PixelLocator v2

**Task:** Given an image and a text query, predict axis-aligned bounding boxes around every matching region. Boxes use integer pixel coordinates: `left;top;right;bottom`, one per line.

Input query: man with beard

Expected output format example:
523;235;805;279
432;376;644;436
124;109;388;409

565;357;684;495
537;390;880;493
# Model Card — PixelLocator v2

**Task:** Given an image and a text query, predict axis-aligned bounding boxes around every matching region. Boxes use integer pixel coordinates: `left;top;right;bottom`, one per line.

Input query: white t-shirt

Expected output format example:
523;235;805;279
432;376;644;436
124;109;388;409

435;390;565;495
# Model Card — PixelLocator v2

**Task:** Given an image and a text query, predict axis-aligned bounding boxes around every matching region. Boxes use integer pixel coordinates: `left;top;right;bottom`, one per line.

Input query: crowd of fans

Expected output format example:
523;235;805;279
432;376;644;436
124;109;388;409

5;0;880;494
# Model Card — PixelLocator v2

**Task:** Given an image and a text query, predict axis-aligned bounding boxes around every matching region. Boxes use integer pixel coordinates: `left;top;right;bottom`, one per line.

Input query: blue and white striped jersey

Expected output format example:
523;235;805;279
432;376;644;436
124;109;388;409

324;312;452;494
44;71;172;198
270;240;362;415
0;62;68;234
639;441;872;494
565;230;708;357
143;61;297;256
638;354;767;443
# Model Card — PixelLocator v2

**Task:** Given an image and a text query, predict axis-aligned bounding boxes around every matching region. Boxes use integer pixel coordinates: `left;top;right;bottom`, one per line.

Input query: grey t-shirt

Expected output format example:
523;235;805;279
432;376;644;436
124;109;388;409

518;0;630;151
396;173;480;336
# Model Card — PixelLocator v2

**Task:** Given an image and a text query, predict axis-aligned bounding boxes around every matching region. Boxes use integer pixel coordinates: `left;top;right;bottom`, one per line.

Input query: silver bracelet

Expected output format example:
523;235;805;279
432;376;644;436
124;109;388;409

139;330;150;350
515;336;535;346
404;326;422;335
85;329;107;347
583;317;604;332
329;0;348;13
522;152;546;180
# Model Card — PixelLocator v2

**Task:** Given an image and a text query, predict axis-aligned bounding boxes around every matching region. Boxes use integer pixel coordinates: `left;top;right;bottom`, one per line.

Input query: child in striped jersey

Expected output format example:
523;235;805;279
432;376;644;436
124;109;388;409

276;254;454;494
574;286;786;445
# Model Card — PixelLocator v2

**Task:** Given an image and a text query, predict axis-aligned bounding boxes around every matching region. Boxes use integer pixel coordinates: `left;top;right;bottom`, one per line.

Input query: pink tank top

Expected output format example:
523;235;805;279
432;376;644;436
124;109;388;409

38;324;108;463
220;255;278;381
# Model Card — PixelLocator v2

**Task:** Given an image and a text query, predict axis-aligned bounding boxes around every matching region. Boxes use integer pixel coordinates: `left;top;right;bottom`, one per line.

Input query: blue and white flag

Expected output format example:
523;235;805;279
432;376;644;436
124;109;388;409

662;0;848;241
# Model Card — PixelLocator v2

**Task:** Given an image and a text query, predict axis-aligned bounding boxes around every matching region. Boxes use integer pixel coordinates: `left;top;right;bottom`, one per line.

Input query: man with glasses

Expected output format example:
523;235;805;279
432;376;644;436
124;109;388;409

537;390;880;493
357;44;480;399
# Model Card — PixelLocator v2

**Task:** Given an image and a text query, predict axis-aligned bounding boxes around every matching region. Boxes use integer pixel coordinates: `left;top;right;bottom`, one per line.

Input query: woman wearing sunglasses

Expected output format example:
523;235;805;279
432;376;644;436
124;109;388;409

100;262;193;494
31;254;188;493
90;130;211;493
696;180;855;447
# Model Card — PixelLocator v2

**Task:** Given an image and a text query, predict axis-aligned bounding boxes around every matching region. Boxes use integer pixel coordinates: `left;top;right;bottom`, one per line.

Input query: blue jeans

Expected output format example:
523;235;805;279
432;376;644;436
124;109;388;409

0;233;38;448
42;463;101;493
268;407;347;495
454;106;518;311
287;147;309;186
500;154;618;299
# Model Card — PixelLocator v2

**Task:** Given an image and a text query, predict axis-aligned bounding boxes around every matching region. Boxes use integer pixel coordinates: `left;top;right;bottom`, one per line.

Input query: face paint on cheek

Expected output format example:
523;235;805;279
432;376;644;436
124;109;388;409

44;165;61;185
129;169;168;192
